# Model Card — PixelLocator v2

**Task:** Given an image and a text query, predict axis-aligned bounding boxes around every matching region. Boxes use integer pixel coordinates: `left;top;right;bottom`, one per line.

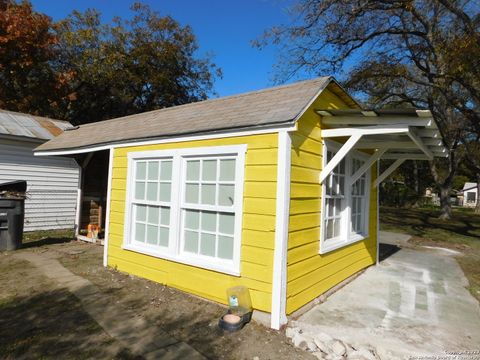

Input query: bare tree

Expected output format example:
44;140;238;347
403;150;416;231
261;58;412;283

258;0;480;219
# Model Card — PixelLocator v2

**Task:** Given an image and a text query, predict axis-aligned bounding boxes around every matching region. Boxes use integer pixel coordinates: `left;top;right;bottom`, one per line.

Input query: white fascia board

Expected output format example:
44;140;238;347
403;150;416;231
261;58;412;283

321;125;409;138
271;130;291;330
320;115;434;128
293;78;333;122
34;124;296;157
103;148;114;267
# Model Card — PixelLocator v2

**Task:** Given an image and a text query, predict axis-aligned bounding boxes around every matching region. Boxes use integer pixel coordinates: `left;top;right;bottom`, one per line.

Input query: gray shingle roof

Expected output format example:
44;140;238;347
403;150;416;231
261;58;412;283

35;77;332;152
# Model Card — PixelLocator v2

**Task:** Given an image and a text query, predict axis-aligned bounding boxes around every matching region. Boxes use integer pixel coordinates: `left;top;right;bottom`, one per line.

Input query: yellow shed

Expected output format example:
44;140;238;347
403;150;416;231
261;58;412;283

35;77;447;329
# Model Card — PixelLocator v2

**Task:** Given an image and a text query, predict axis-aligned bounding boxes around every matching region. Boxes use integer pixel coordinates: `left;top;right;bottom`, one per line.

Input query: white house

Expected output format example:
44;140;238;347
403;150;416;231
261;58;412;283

460;182;478;207
0;109;80;231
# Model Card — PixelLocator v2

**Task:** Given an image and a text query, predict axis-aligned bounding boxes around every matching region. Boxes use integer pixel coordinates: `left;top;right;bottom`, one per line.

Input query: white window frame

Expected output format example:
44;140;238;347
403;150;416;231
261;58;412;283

123;144;246;276
320;139;371;254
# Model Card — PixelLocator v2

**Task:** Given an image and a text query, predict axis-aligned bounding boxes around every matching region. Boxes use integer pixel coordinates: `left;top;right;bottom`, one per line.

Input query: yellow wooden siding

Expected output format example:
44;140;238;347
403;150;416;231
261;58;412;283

108;133;278;312
286;87;378;314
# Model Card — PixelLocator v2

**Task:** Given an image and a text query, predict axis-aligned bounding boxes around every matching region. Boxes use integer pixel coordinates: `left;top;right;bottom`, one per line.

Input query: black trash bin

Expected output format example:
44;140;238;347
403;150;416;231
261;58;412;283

0;181;27;251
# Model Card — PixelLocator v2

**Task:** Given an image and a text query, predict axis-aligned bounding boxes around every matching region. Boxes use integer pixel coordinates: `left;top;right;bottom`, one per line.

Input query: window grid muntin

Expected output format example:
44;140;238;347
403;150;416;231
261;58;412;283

181;155;236;261
350;158;367;234
184;156;236;208
324;150;346;241
132;157;173;248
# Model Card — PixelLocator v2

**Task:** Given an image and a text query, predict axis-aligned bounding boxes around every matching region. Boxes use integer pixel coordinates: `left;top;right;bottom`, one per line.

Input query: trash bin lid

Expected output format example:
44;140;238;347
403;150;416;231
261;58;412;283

0;180;27;192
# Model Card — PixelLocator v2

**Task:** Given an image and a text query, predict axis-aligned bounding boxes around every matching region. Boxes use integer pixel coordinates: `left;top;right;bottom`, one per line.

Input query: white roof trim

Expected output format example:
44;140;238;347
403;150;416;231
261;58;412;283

35;123;297;156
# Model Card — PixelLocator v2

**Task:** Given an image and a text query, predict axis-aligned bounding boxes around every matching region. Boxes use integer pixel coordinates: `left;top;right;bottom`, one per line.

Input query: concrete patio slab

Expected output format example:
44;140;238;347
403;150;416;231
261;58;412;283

290;242;480;359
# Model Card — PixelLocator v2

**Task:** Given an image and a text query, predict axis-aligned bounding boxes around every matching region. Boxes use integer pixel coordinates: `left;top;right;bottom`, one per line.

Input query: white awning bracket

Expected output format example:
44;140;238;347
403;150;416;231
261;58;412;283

407;128;434;160
351;148;388;184
319;134;363;183
373;159;406;188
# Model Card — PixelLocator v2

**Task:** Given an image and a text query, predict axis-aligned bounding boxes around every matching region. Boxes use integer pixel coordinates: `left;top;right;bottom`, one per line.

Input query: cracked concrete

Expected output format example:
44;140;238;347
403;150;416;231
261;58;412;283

14;251;205;360
291;232;480;359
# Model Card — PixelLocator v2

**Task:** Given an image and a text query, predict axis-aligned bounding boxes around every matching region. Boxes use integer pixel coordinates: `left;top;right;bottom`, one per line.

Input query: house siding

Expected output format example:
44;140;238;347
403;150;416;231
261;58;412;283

286;87;377;314
107;133;279;312
0;138;80;231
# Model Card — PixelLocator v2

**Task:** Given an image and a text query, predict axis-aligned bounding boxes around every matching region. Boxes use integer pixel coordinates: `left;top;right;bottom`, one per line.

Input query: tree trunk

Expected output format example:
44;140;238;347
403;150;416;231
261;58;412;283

439;185;452;219
412;160;421;208
429;158;457;220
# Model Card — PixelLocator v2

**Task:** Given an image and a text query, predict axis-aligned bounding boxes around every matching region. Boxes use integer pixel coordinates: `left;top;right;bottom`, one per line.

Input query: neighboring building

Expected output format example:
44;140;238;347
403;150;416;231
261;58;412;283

0;110;80;231
459;182;478;207
35;77;447;329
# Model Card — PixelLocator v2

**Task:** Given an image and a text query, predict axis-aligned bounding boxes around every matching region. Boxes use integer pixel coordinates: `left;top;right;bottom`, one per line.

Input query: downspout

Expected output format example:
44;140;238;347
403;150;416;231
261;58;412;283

271;130;292;329
103;147;114;267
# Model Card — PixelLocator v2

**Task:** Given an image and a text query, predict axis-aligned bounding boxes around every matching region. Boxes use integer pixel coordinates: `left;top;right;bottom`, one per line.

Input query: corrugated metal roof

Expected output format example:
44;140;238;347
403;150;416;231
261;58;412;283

35;77;333;152
0;109;73;141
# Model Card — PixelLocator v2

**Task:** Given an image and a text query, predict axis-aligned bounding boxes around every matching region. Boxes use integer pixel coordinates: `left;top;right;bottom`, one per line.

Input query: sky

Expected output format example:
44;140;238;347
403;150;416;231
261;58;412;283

30;0;303;98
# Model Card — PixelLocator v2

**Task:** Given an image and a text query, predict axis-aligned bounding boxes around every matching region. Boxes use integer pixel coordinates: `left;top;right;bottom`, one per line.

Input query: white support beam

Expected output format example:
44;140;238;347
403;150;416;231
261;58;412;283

417;129;440;138
355;139;443;149
416;109;432;117
320;134;362;183
351;148;388;184
373;159;406;188
407;128;434;160
319;114;434;128
381;153;430;160
321;125;409;138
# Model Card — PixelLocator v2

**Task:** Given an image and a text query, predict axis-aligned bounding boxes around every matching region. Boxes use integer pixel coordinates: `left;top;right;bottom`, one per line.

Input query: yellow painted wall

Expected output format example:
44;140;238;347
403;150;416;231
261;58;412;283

286;86;378;314
108;133;278;312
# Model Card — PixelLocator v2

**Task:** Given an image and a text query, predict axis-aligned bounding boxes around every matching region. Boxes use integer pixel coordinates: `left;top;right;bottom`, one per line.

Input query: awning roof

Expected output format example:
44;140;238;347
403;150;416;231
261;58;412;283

316;108;448;187
316;108;447;160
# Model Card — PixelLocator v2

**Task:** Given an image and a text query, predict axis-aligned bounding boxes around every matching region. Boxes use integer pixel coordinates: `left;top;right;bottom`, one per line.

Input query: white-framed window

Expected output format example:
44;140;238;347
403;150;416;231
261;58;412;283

123;145;246;275
320;140;370;253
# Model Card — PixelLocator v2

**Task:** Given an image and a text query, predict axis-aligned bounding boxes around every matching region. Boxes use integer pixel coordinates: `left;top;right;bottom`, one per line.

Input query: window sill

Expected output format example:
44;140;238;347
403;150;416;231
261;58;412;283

122;243;241;277
320;233;369;254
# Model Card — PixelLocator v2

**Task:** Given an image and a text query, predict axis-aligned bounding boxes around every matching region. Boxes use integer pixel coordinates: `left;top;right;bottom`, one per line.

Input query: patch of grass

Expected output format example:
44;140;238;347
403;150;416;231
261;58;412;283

380;206;480;302
0;257;134;359
22;229;74;248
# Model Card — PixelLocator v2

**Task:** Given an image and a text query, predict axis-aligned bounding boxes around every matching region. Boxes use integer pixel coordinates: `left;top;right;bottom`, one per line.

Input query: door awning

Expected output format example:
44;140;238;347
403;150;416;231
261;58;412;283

316;108;447;187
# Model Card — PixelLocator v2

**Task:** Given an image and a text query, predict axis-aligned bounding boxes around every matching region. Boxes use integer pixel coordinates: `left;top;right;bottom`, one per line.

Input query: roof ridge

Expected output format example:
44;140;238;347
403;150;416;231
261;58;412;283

79;77;331;129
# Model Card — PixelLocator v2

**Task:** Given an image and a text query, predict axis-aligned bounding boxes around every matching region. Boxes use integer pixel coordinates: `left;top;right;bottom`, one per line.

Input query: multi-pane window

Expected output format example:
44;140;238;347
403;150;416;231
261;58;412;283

181;157;236;260
125;145;245;275
351;158;367;234
132;159;173;247
324;151;345;240
321;141;370;253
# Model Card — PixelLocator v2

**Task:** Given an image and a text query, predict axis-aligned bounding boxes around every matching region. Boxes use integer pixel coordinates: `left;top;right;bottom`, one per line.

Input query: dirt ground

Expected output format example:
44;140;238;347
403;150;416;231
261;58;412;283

0;233;313;360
